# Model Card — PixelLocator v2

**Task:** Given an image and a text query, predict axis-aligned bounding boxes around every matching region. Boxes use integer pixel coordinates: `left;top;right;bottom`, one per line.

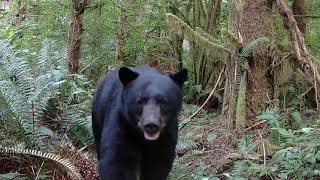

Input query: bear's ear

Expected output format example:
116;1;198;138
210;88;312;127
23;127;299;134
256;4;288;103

119;67;139;87
170;68;188;88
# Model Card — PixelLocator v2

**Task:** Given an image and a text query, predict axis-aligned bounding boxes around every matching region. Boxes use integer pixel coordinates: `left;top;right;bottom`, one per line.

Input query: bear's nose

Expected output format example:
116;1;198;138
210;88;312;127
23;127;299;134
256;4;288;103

144;123;159;134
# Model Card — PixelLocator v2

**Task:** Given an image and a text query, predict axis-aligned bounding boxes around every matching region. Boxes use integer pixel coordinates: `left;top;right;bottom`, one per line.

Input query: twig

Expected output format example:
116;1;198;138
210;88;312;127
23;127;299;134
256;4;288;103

244;120;267;132
35;162;45;180
258;130;266;166
179;67;225;130
293;15;320;18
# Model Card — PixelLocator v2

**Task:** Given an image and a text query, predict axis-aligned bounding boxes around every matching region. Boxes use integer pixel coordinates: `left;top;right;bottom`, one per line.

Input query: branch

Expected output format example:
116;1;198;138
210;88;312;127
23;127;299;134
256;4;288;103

294;15;320;18
275;0;320;110
179;67;225;130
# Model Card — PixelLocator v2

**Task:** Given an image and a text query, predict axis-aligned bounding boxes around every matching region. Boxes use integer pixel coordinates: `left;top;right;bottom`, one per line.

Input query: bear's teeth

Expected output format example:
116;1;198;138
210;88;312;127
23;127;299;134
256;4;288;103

144;131;160;141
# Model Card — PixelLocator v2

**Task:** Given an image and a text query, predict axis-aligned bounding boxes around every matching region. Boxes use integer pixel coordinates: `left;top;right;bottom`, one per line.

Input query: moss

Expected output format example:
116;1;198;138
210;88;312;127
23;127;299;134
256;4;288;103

166;13;230;64
236;72;247;129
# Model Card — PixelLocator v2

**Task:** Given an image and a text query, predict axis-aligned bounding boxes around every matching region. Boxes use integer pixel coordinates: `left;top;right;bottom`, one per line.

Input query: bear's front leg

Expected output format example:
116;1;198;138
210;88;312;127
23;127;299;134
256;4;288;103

140;138;176;180
99;131;141;180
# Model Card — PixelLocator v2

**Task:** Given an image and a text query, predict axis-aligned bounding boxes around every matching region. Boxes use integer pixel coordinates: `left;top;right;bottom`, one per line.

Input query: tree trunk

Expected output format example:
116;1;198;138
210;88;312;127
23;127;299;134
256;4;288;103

68;0;90;74
242;0;273;121
116;0;133;65
292;0;306;34
206;0;221;33
224;0;273;132
222;0;241;133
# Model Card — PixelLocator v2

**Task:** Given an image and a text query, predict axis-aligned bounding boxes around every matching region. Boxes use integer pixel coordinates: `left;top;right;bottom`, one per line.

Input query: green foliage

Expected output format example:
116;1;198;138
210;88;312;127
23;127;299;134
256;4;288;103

0;40;93;149
237;134;255;154
231;127;320;179
0;173;26;180
239;37;270;70
183;80;202;102
257;107;294;145
229;107;320;179
176;139;198;152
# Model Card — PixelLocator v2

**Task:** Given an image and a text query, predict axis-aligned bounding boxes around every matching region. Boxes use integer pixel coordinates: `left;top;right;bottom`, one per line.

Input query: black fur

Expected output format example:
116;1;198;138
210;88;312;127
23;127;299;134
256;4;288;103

92;65;187;180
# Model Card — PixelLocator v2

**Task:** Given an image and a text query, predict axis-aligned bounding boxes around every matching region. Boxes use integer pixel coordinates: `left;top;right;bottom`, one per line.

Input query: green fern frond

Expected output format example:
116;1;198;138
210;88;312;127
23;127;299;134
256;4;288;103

190;150;203;156
231;160;251;176
257;107;282;122
0;41;35;139
176;139;198;152
239;37;270;70
237;134;254;154
0;146;82;180
258;107;293;145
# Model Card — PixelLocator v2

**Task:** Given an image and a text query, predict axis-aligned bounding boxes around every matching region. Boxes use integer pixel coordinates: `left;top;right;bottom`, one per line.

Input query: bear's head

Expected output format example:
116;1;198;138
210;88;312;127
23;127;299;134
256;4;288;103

119;66;187;141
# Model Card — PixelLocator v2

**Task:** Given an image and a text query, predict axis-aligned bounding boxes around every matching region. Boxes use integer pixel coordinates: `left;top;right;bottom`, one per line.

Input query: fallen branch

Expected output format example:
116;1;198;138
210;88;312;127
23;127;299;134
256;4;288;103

244;120;267;132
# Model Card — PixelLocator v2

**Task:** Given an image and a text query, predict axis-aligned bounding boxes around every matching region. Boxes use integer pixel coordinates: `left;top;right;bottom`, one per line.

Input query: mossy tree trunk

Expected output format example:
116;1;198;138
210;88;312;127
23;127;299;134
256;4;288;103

167;2;184;70
224;0;273;133
222;0;241;133
68;0;90;74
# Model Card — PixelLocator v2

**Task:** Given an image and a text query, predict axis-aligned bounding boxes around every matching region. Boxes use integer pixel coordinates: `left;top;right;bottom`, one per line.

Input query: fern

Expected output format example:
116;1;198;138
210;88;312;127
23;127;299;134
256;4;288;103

239;37;270;71
176;139;198;152
231;160;252;176
0;40;93;149
0;41;34;140
237;134;255;154
0;146;82;180
258;107;294;145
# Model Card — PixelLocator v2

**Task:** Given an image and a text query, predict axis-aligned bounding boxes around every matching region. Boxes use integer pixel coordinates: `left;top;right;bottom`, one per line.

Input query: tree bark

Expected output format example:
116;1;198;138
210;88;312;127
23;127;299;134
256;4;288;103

242;0;273;121
224;0;273;132
292;0;306;34
68;0;90;74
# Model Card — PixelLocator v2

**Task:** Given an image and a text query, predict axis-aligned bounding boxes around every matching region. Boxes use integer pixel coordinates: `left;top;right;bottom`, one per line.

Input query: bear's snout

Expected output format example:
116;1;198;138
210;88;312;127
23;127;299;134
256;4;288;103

144;123;159;135
143;123;160;141
140;100;164;141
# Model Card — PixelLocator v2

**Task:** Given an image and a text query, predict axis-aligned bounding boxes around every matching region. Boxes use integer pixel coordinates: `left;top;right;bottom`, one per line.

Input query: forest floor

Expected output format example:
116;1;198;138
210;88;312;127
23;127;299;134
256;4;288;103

169;104;235;179
0;103;274;179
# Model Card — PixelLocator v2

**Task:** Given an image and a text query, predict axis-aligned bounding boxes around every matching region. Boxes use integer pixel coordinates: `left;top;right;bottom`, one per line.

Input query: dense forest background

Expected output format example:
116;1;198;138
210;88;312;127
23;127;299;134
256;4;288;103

0;0;320;179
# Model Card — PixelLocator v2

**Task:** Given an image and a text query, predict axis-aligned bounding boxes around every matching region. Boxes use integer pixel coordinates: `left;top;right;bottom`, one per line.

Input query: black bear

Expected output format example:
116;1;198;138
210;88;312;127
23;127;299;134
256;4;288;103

92;65;187;180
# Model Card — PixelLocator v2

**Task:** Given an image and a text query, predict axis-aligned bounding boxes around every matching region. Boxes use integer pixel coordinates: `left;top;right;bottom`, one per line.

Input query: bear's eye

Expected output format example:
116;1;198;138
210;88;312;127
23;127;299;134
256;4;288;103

156;96;168;105
136;97;148;104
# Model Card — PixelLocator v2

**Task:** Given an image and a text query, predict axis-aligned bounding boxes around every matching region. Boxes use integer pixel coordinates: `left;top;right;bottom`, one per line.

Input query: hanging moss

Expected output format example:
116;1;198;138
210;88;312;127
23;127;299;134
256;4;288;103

235;0;244;14
166;13;230;64
195;27;223;45
221;28;241;50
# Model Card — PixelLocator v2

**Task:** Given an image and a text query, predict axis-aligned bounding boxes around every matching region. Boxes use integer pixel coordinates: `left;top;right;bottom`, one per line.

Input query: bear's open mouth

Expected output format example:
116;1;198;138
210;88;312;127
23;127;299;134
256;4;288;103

144;131;160;141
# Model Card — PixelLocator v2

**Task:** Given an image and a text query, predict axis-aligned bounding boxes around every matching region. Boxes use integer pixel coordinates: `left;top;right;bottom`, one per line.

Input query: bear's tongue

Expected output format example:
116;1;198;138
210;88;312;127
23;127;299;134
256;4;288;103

144;131;160;141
